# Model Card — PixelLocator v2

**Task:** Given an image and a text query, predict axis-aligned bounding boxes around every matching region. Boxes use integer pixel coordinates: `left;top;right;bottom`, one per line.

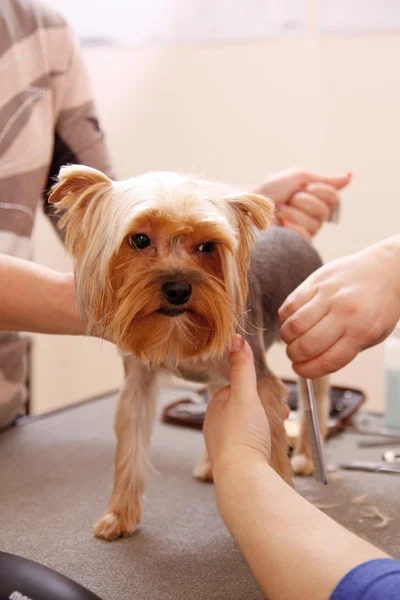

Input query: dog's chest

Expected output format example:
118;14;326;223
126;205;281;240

161;360;228;388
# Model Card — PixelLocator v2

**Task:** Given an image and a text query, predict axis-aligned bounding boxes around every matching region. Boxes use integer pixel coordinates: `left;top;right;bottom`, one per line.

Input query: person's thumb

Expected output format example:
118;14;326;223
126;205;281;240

228;336;258;398
306;171;352;190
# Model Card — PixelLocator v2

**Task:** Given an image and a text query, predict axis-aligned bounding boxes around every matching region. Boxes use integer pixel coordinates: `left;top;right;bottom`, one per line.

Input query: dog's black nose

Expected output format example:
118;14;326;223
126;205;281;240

162;281;192;305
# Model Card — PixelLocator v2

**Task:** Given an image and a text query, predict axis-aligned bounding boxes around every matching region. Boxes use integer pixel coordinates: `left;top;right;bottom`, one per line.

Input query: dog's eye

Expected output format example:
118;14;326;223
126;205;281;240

197;242;215;253
128;234;151;250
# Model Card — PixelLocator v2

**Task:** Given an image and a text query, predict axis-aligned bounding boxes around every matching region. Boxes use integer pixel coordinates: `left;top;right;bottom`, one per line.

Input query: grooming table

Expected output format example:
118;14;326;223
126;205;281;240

0;389;399;600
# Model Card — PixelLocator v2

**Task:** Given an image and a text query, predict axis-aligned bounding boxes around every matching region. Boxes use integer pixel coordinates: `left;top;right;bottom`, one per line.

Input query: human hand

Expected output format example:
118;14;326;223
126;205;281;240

254;168;351;241
279;236;400;378
204;337;273;475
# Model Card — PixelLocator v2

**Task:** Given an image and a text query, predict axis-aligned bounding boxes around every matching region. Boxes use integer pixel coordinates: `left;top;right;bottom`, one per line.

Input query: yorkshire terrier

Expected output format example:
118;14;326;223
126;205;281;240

49;165;329;541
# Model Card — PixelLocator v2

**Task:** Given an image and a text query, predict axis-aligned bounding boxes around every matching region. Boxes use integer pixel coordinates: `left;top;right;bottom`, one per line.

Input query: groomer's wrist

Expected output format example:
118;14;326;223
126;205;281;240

59;273;87;335
213;452;272;497
383;235;400;298
249;177;277;203
367;235;400;300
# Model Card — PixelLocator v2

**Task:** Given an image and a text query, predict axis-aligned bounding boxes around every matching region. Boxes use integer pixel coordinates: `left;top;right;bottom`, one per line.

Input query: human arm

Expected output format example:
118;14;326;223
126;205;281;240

279;234;400;378
203;339;389;600
0;254;86;335
43;20;115;234
252;168;351;240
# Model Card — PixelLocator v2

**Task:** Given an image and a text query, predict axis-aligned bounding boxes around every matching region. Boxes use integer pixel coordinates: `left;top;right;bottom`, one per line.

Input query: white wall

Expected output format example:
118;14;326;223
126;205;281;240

32;3;400;412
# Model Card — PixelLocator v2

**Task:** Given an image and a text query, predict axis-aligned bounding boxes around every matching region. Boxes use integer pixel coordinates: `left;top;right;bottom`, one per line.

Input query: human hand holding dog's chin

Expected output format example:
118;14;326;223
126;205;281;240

204;337;272;479
253;168;351;241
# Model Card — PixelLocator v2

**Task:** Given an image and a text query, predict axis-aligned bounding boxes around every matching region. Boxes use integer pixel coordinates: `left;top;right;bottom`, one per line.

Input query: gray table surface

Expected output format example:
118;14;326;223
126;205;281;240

1;388;399;600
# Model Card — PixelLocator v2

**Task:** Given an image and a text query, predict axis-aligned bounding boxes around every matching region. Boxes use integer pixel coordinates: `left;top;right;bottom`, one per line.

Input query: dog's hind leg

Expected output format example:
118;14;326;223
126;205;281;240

93;355;157;541
246;335;294;486
291;376;330;476
194;347;293;487
257;368;293;486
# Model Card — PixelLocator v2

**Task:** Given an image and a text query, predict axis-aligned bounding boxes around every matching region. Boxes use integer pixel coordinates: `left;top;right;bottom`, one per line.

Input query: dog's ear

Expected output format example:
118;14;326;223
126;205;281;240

227;191;274;261
48;164;112;210
48;165;113;256
225;192;274;307
227;192;274;232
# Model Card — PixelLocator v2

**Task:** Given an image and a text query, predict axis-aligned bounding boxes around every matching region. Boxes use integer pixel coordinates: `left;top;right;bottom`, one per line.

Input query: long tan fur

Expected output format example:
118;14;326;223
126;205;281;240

49;165;326;542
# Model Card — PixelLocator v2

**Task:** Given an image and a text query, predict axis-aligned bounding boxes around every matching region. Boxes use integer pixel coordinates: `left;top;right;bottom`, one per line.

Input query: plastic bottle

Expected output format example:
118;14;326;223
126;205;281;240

385;325;400;429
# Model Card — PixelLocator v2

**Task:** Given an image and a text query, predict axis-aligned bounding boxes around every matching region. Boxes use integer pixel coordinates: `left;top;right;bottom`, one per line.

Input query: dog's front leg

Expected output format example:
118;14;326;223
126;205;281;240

193;383;223;482
93;355;157;541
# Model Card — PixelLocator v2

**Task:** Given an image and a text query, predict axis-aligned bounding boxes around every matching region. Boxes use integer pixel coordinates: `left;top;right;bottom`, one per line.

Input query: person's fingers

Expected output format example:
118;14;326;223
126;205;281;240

277;219;311;242
277;206;320;236
228;337;258;398
305;171;352;190
292;336;359;379
289;191;331;222
279;281;317;324
305;182;339;209
280;293;329;344
286;312;345;363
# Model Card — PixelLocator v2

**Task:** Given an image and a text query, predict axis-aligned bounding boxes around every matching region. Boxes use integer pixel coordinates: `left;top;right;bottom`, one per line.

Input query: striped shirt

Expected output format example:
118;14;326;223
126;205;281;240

0;0;114;428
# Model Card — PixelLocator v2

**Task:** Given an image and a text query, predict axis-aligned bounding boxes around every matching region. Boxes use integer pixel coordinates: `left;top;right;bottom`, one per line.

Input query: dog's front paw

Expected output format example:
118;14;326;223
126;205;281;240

93;509;140;541
291;453;314;476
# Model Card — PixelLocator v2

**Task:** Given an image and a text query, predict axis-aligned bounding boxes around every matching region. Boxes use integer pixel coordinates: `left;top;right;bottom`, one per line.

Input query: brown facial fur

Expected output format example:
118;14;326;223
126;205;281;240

49;166;274;366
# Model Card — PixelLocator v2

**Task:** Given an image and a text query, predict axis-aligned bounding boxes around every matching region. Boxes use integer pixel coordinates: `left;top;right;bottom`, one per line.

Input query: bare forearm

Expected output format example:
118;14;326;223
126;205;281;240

0;255;86;335
214;458;388;600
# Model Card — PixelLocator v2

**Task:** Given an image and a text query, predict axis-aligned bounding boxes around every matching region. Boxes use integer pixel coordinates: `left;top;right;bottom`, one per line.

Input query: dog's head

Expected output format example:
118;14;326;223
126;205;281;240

49;166;274;365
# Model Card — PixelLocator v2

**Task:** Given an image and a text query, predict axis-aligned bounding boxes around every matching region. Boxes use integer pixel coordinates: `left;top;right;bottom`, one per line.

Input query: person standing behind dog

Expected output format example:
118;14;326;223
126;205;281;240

0;0;114;429
0;0;349;430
